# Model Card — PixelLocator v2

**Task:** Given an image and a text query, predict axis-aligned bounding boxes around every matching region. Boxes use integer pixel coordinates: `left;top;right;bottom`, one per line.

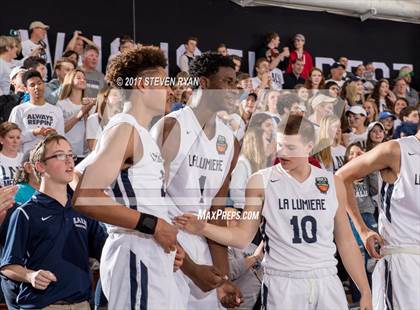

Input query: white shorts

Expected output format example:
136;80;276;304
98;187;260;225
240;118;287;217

100;232;183;310
372;248;420;310
261;267;347;310
176;229;222;310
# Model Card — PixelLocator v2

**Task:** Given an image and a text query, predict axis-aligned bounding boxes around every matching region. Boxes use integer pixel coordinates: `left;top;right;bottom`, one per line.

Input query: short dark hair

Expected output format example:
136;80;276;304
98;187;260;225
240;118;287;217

231;55;242;62
84;45;99;55
217;43;226;49
265;32;279;44
119;35;135;49
255;57;269;68
280;115;315;144
189;52;235;79
276;94;300;115
290;58;304;65
400;106;418;121
106;46;167;89
186;36;198;44
23;56;46;70
22;70;43;86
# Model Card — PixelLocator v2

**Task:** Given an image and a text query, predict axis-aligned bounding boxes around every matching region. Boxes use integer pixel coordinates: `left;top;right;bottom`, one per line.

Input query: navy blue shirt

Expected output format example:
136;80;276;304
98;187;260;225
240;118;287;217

0;191;107;309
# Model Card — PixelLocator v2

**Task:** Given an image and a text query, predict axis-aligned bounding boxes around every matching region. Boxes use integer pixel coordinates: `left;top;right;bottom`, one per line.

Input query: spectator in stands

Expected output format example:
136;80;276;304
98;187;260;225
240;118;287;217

44;58;75;105
107;35;136;66
355;64;366;79
363;98;379;123
179;36;198;73
304;67;325;98
343;78;365;106
62;50;79;67
8;70;65;153
314;115;345;172
276;93;305;118
232;92;258;141
86;85;123;151
57;69;95;162
370;79;396;113
283;58;305;90
392;97;409;129
0;36;20;95
81;45;105;98
398;66;419;106
216;44;228;56
378;111;396;140
365;121;385;151
65;31;97;67
257;32;289;71
252;57;284;91
363;62;377;93
325;62;345;87
308;94;336;127
0;67;26;123
0;122;22;187
248;112;278;163
23;56;47;81
323;81;341;98
264;90;281;117
231;55;242;73
21;21;49;59
338;56;355;80
393;77;417;107
0;134;107;309
393;106;419;139
13;151;40;205
295;84;309;103
287;34;313;79
342;105;368;147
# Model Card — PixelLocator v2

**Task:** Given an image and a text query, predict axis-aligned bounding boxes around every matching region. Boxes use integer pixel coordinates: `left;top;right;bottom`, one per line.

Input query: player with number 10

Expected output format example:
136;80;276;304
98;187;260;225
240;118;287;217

175;115;372;310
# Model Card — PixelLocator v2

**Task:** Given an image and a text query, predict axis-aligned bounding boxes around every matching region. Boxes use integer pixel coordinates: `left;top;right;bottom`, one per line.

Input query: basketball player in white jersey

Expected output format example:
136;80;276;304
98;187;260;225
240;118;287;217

151;53;242;308
336;124;420;309
175;115;372;310
72;47;183;309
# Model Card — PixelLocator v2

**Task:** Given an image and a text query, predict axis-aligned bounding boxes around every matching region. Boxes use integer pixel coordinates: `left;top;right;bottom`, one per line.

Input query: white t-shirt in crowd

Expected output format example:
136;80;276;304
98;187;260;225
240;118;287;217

57;98;91;157
21;40;41;58
8;102;65;154
0;152;23;187
86;113;102;141
0;58;14;95
251;69;284;91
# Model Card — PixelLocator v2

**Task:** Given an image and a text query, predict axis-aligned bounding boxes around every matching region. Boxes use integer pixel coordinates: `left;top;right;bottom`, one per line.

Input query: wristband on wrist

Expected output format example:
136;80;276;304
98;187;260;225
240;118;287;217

135;213;158;235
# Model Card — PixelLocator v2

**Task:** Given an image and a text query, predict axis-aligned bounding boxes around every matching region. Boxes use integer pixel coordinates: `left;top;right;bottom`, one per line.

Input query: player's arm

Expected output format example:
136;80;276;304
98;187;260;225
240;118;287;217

335;140;399;257
72;123;177;252
333;176;372;310
207;138;241;275
176;172;264;249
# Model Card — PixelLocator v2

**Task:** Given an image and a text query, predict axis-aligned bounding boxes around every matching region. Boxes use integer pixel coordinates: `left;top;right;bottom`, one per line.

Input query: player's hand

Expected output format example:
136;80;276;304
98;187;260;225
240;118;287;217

359;290;373;310
190;264;226;292
173;213;206;235
360;229;384;259
173;244;185;272
154;218;178;253
217;280;243;308
27;269;57;290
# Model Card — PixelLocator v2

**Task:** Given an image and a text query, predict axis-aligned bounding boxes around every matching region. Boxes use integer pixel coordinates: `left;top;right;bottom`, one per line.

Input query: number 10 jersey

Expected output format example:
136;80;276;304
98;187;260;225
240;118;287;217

259;164;339;272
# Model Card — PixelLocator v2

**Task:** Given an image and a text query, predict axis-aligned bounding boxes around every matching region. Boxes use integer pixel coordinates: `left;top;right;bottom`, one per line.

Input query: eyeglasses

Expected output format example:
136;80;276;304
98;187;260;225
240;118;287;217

44;153;77;162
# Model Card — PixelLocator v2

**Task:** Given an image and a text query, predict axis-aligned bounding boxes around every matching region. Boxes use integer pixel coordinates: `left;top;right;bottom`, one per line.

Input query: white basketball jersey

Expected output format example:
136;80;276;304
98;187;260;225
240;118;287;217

379;136;420;248
101;113;170;231
154;106;235;214
259;164;339;272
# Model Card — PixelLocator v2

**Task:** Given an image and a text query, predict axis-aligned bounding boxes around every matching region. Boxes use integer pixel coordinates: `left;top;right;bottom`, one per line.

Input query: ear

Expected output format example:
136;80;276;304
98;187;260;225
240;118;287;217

199;76;209;90
133;76;146;92
306;141;314;154
34;161;46;176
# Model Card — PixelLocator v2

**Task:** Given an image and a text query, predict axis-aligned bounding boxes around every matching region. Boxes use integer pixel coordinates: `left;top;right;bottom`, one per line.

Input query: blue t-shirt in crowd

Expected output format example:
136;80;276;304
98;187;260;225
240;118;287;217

14;183;36;205
0;191;107;309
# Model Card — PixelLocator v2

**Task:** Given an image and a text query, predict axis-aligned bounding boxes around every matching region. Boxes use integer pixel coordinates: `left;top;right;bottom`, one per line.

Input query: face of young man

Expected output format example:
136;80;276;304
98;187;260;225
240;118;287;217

395;79;407;94
37;139;75;185
292;61;304;75
56;62;75;82
185;40;197;54
25;76;45;102
202;66;237;113
404;110;419;124
256;61;270;77
347;112;366;129
217;47;228;56
339;57;348;69
277;133;313;171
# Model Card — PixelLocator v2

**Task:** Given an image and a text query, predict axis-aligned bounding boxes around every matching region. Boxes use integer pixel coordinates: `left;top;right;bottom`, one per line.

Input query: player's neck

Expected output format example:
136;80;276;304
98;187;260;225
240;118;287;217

192;103;216;129
286;162;311;183
39;180;69;207
123;99;155;129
